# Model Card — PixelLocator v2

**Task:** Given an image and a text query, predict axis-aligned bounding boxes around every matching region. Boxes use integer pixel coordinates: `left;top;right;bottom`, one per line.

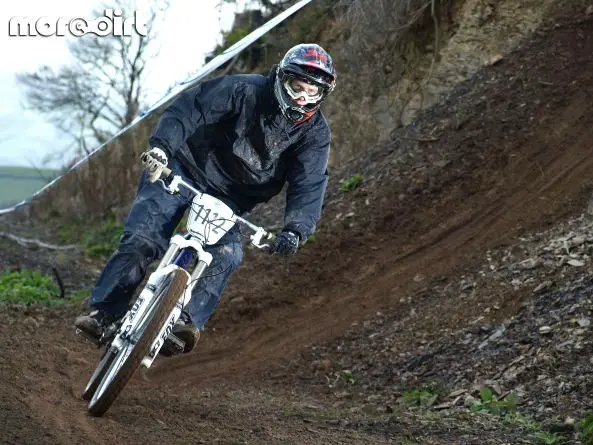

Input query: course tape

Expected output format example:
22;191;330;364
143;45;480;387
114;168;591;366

0;0;313;216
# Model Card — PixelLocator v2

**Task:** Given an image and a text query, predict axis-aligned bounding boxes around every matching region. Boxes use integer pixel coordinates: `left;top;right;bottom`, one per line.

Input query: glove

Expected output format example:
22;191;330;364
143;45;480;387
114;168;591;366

268;230;300;256
140;147;169;183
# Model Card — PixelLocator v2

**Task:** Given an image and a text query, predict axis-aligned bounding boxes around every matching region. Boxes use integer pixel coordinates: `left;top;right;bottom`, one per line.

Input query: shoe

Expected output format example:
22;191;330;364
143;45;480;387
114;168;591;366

159;312;200;357
74;309;119;343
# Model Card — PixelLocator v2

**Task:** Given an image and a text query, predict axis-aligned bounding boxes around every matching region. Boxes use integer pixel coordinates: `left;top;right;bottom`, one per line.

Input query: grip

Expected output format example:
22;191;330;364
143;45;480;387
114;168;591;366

161;167;172;178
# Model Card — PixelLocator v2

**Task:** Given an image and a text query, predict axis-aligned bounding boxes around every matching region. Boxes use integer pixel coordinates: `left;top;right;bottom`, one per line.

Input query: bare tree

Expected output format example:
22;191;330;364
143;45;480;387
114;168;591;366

16;0;169;161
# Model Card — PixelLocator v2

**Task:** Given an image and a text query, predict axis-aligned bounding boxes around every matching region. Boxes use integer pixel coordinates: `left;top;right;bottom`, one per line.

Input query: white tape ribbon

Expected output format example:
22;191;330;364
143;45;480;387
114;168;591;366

0;0;313;216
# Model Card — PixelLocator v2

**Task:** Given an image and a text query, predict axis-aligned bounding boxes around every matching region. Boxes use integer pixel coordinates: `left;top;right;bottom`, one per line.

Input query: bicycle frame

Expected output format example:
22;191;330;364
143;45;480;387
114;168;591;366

107;169;273;369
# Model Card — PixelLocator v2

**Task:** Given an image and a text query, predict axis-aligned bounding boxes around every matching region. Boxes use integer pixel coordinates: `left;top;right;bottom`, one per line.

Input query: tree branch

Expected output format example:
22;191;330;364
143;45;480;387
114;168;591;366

16;0;168;160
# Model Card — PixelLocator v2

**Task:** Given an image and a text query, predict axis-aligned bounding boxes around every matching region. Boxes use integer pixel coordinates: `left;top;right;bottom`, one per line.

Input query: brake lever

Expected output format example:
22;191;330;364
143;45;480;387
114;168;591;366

251;228;276;250
156;167;182;194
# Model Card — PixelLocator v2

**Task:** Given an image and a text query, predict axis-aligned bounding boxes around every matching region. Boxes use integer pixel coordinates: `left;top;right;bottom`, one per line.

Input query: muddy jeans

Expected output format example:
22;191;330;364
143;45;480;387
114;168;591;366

89;158;244;331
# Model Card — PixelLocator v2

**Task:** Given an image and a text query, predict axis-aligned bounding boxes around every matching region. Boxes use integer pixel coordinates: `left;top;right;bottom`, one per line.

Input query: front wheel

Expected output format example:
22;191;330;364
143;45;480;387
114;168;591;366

82;346;117;401
87;269;188;417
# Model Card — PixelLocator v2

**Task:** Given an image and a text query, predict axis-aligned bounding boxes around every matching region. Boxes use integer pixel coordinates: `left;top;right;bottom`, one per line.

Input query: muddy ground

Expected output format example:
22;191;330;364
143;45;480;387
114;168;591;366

2;11;593;445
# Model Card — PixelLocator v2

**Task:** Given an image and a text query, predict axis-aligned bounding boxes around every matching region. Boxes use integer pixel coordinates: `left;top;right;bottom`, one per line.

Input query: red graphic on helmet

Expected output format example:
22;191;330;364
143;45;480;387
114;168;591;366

303;48;328;64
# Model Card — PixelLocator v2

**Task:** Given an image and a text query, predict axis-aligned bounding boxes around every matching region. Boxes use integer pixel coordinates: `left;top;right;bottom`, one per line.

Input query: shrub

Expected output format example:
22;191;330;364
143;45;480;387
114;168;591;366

340;175;364;192
0;269;61;305
400;386;440;408
471;387;519;416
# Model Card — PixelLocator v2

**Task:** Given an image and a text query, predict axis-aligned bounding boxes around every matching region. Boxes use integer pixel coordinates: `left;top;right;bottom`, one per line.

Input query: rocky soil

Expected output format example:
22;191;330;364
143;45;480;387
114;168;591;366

2;9;593;445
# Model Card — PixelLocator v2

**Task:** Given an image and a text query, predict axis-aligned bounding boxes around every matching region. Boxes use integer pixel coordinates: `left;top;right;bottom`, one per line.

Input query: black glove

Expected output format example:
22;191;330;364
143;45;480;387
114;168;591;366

269;230;300;256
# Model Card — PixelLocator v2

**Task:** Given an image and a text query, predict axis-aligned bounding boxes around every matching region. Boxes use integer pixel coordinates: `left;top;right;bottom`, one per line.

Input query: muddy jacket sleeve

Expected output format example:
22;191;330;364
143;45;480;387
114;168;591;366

148;76;240;156
283;126;331;242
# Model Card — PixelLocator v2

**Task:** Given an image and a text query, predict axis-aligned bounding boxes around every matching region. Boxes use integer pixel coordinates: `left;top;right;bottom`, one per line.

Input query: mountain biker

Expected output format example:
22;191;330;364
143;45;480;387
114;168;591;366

74;43;336;356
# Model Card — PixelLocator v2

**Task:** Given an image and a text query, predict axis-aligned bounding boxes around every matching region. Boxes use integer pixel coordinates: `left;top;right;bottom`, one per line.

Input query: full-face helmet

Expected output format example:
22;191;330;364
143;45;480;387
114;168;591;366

274;43;336;123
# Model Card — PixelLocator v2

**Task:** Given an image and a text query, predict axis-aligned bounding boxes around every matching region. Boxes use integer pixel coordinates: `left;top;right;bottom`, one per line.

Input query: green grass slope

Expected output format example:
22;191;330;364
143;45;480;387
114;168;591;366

0;166;58;207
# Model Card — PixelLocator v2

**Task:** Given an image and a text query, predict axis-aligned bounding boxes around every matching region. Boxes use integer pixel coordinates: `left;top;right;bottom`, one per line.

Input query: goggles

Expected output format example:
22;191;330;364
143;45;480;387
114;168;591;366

283;77;325;105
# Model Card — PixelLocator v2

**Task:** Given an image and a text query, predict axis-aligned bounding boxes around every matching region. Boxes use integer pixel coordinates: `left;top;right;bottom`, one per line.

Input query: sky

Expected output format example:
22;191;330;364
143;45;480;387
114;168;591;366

0;0;251;168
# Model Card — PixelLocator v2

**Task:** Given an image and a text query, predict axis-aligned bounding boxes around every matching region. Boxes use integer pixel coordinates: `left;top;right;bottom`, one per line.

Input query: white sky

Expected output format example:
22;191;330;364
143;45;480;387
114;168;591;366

0;0;248;168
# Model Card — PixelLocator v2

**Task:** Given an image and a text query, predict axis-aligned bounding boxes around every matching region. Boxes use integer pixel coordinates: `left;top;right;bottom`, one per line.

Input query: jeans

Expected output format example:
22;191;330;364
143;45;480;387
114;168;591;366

89;158;244;331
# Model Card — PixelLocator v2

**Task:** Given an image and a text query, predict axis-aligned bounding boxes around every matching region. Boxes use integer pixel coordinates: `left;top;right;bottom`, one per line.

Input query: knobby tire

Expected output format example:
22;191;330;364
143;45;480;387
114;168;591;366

82;347;117;401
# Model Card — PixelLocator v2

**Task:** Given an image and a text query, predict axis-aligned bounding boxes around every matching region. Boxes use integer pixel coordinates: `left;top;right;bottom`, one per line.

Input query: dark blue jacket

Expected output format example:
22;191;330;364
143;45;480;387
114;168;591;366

148;69;331;241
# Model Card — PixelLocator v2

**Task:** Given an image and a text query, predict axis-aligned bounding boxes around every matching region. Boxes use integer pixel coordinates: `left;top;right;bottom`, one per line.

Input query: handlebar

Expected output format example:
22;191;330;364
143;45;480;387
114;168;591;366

155;166;276;250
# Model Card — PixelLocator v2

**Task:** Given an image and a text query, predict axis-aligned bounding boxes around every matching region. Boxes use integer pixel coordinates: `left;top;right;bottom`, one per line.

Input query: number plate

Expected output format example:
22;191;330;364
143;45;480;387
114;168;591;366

186;193;236;245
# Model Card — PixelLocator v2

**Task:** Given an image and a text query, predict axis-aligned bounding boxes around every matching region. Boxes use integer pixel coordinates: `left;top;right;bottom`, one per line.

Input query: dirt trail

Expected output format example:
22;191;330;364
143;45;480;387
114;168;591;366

2;16;593;445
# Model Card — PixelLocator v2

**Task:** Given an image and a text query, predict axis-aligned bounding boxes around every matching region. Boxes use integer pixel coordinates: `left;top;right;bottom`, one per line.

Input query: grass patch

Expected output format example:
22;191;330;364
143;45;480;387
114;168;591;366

70;287;91;304
0;269;91;306
0;269;62;305
470;387;571;443
471;387;519;416
533;432;567;445
304;233;317;244
400;386;440;408
58;212;124;257
579;413;593;444
339;175;364;192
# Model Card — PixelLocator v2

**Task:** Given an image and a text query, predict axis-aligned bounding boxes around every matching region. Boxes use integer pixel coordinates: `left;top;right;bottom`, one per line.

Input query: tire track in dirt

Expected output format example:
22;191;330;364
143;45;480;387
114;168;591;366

23;346;111;445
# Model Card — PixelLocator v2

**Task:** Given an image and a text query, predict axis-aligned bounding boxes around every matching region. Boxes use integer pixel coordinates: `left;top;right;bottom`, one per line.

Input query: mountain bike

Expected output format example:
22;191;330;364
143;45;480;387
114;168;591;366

78;165;275;417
